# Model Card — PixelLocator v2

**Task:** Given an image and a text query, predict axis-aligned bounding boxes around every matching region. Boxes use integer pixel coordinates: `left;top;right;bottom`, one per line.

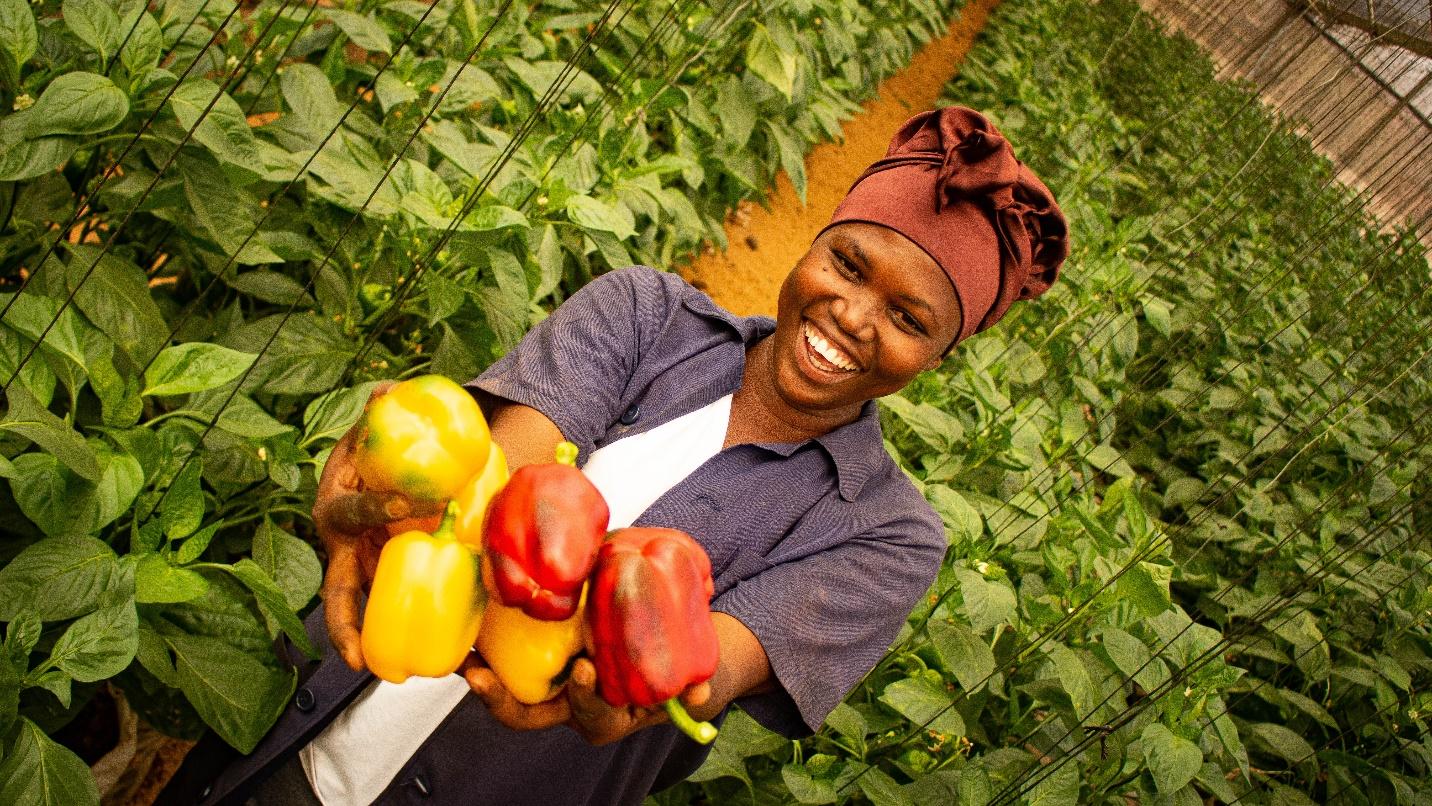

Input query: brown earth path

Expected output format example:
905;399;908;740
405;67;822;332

118;3;1000;803
680;0;1002;315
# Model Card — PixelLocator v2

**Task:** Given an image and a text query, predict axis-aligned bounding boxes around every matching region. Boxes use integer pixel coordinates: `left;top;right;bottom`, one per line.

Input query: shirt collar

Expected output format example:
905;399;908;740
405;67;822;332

681;286;886;503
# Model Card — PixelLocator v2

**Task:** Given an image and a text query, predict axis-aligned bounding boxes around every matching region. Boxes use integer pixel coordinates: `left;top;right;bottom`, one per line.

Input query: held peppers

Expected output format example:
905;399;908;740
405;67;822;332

353;375;491;503
476;556;587;705
360;503;485;683
444;440;510;548
482;442;609;620
587;527;720;744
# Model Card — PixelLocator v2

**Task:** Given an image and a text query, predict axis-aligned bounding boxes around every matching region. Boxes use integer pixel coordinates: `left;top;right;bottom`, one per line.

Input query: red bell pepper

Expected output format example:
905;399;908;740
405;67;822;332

482;441;609;620
587;527;720;744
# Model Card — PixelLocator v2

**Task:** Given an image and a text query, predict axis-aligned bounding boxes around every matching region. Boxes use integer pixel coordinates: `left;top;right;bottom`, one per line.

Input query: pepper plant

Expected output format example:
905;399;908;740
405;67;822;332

0;0;950;797
659;1;1431;804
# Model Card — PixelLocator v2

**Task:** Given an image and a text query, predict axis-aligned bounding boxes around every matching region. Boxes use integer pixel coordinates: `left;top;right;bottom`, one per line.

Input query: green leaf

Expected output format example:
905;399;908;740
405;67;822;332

1025;760;1079;806
1246;722;1316;768
302;382;379;445
715;76;756;148
180;158;283;263
929;619;995;694
1043;643;1097;718
61;244;169;366
174;522;219;565
251;520;322;613
953;567;1016;635
1;384;100;480
0;655;16;734
62;0;120;62
47;599;138;681
165;633;294;753
1116;562;1172;617
0;0;37;78
1099;627;1167;693
134;554;208;604
161;457;204;541
169;78;262;168
460;204;528;232
8;441;142;535
228;559;317;658
1142;296;1172;337
0;718;100;806
118;6;162;73
881;395;964;450
0;132;79;182
824;701;868;741
279;62;344;137
766;121;807;203
566;195;635;240
745;24;796;99
143;342;257;396
1141;723;1202;794
925;486;983;545
0;535;120;621
782;763;837;804
229;270;315;307
879;676;964;736
326;8;392;53
5;612;42;669
856;765;913;806
25;72;128;137
26;669;70;708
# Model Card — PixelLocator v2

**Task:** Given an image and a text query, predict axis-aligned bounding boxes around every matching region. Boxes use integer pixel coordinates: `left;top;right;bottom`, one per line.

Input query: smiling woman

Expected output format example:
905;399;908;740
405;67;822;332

159;107;1068;806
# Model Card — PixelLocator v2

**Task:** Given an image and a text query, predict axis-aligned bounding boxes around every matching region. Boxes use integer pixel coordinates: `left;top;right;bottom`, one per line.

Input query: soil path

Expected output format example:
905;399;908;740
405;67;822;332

680;0;1002;315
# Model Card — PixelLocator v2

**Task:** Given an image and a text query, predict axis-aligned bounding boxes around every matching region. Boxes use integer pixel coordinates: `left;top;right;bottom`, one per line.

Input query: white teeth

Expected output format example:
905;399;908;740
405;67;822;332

803;324;857;371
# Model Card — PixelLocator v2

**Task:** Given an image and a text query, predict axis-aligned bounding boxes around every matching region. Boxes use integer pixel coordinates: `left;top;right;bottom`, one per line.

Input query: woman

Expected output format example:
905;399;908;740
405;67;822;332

161;106;1067;805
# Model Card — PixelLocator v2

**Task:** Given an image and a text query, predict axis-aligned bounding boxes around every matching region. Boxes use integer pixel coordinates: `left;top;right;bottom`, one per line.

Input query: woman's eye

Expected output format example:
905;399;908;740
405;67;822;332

833;252;859;278
895;309;926;334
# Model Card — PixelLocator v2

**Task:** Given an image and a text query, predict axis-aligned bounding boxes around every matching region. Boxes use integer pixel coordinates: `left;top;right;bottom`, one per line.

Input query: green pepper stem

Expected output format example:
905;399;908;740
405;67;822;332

432;500;461;540
554;441;579;467
663;699;718;744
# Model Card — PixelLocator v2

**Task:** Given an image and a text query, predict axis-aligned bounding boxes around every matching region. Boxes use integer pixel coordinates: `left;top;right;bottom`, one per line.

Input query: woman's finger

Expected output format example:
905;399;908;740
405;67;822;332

463;663;569;730
679;681;712;710
321;544;365;671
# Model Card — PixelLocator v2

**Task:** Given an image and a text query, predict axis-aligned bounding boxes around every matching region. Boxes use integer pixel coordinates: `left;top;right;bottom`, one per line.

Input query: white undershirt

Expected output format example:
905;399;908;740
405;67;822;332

300;395;733;804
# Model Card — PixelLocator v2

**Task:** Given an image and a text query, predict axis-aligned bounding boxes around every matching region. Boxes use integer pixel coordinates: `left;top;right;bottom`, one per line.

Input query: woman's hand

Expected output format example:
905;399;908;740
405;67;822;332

312;382;442;671
563;658;712;746
459;653;571;730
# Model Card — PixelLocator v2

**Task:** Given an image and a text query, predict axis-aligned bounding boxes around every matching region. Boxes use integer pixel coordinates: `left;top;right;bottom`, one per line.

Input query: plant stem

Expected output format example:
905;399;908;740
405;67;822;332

663;699;717;744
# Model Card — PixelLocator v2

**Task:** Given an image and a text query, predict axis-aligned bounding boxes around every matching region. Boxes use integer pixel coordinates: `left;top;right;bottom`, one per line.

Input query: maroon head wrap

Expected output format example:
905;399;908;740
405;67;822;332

823;107;1069;345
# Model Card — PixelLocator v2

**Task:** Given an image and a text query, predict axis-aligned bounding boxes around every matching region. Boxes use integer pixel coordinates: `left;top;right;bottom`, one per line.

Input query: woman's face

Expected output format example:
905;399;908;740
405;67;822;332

768;222;962;415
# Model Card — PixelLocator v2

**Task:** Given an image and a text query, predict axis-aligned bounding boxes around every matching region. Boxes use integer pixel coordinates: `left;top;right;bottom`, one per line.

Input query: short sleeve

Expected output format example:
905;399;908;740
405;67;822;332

713;505;945;737
467;267;676;453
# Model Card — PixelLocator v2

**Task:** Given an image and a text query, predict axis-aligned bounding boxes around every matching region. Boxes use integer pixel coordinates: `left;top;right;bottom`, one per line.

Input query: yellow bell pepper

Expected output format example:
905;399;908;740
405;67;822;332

353;374;491;503
361;503;485;683
451;441;510;550
476;557;586;704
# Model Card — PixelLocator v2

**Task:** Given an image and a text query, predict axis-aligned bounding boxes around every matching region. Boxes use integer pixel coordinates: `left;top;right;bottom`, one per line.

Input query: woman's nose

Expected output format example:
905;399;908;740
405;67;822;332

830;291;876;340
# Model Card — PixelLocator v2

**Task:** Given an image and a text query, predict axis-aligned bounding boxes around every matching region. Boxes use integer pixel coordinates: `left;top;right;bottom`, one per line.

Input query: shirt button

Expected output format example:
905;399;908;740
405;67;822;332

408;774;431;796
294;688;316;712
619;404;641;425
199;784;212;800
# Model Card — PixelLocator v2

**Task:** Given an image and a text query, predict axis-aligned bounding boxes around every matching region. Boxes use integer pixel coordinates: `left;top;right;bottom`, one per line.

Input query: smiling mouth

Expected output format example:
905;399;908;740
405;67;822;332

802;322;859;374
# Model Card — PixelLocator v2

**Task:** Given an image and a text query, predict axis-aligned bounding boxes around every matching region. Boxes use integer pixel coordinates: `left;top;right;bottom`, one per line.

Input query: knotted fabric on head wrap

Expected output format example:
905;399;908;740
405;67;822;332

823;107;1069;345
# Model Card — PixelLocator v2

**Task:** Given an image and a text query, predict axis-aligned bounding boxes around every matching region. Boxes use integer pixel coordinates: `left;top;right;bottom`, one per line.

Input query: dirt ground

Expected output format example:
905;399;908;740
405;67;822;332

680;0;1002;315
116;3;999;803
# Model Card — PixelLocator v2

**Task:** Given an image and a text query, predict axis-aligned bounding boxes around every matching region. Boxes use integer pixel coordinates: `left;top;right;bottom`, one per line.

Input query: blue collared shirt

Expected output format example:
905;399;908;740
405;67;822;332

471;266;946;742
